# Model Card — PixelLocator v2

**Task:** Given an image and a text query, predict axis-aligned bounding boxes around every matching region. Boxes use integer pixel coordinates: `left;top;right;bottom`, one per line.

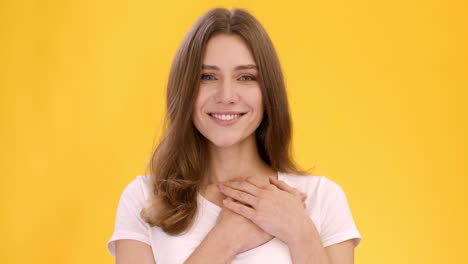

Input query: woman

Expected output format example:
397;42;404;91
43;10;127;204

107;8;361;264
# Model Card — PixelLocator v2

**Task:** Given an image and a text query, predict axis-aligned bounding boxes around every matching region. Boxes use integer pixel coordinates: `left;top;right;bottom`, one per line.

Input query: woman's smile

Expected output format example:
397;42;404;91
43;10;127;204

208;112;247;126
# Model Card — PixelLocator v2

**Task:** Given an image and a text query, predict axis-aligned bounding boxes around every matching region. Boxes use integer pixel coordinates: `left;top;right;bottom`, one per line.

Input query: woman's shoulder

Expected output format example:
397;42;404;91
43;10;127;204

119;175;153;203
278;172;344;195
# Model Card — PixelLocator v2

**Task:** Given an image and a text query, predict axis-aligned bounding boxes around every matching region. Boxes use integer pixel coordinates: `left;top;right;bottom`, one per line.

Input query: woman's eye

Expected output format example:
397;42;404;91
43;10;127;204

239;75;256;81
201;74;216;81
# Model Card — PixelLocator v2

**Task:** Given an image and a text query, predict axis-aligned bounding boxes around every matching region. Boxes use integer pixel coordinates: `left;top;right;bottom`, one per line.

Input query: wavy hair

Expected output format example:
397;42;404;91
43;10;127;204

141;8;304;235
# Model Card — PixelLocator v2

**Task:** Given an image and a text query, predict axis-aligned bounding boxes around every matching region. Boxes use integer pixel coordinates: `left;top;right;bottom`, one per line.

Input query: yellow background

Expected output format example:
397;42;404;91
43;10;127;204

1;0;467;263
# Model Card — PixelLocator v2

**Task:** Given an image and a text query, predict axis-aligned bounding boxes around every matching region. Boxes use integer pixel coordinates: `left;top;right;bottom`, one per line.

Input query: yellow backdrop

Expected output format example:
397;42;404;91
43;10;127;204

1;0;467;263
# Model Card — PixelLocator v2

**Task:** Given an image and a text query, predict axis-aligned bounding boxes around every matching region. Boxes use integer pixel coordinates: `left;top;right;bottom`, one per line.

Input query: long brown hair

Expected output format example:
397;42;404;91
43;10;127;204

141;8;304;235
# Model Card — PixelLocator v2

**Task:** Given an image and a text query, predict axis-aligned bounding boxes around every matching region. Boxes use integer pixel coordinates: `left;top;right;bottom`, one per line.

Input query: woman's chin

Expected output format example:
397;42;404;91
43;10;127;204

202;132;256;150
208;139;240;149
206;135;248;149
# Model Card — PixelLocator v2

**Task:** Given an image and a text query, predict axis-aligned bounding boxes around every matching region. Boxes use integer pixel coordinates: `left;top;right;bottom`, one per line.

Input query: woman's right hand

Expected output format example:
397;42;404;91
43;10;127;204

184;196;273;264
213;197;274;256
212;178;308;257
185;181;307;264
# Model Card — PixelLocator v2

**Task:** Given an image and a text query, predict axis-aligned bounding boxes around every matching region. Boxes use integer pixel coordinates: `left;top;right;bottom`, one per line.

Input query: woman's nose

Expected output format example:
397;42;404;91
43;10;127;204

215;80;239;104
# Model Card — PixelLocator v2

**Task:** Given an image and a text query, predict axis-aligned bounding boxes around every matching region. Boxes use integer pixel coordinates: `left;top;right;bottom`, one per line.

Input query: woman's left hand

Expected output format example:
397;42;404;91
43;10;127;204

218;176;313;245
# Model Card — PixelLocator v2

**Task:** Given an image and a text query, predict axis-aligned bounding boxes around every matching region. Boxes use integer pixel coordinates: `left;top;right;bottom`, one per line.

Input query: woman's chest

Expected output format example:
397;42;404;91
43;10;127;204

149;202;294;264
150;228;293;264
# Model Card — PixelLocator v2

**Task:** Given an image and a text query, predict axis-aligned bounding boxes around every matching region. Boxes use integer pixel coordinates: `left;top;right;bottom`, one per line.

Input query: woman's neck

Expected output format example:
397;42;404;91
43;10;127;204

202;136;276;186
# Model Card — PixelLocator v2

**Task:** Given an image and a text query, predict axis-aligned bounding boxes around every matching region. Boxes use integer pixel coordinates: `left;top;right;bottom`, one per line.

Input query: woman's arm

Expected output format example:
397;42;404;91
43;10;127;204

185;196;274;264
219;177;356;264
286;217;355;264
115;239;156;264
288;236;355;264
286;217;331;264
325;240;355;264
113;225;238;264
184;224;237;264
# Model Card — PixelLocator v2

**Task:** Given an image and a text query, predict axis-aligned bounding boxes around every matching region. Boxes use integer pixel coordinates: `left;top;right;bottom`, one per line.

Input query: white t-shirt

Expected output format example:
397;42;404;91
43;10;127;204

107;172;362;263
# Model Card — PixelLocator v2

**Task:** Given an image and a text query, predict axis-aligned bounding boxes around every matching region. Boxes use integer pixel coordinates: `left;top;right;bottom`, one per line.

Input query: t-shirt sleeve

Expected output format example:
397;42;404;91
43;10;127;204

107;176;152;257
319;177;362;248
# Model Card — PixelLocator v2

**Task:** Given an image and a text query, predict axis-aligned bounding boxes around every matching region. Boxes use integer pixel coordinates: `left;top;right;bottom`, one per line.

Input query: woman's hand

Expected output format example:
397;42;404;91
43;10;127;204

218;176;312;245
212;197;274;256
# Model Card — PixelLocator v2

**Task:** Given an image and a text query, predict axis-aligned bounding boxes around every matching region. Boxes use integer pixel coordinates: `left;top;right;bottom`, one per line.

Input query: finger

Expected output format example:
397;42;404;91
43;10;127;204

223;180;261;196
268;176;293;192
245;176;270;189
222;197;256;220
218;184;258;207
269;176;300;195
301;192;308;209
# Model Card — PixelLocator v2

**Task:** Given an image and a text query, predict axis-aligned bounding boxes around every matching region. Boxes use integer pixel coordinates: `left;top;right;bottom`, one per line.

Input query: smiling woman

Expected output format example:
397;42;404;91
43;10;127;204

193;34;264;148
107;8;361;264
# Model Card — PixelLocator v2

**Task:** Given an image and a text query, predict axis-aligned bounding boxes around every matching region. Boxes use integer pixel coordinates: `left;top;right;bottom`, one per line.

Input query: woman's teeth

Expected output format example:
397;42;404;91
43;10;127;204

211;114;241;121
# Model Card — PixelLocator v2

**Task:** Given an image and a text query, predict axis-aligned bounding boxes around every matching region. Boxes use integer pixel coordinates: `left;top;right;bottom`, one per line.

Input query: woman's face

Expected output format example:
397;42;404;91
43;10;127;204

193;33;263;148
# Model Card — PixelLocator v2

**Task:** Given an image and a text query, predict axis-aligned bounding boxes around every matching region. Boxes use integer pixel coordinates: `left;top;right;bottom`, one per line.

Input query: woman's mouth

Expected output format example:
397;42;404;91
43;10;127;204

208;112;247;125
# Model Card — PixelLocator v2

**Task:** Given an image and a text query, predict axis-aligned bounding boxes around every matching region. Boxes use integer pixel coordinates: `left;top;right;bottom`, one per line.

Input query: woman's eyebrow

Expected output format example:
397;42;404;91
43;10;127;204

234;64;258;71
201;64;258;71
201;64;220;70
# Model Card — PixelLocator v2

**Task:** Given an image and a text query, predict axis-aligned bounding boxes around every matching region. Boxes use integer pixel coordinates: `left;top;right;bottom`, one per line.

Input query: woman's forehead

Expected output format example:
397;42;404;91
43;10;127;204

202;34;256;68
